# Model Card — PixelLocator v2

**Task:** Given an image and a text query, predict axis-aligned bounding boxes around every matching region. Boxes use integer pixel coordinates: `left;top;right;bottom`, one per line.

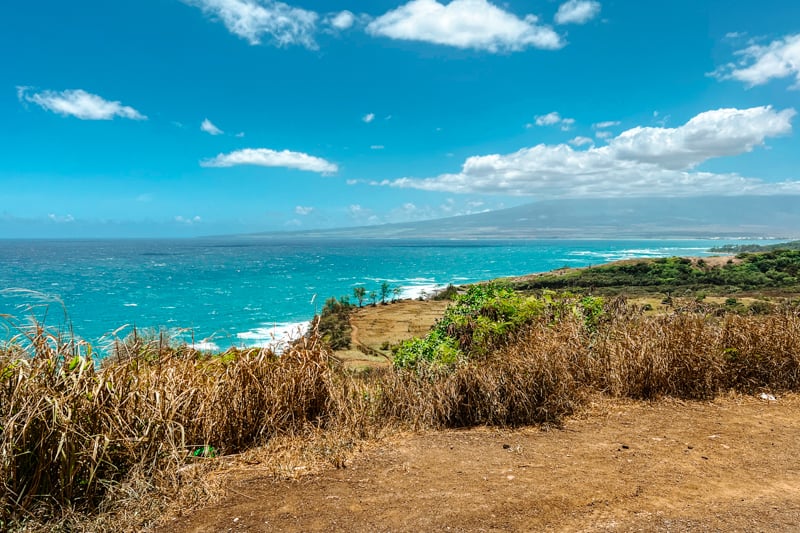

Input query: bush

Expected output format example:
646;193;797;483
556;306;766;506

316;296;354;349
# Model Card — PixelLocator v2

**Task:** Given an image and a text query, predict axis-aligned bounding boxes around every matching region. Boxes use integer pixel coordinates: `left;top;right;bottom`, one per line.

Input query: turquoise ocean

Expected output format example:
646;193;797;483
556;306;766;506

0;238;763;352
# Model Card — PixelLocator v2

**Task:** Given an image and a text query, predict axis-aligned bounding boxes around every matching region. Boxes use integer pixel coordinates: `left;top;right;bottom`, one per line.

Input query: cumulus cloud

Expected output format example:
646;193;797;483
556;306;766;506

532;111;575;130
554;0;601;25
201;118;224;135
362;112;375;123
569;136;594;147
534;112;562;126
295;205;314;215
328;10;355;30
366;0;564;52
182;0;318;48
609;106;794;169
201;148;338;174
382;106;797;198
17;87;146;120
712;33;800;88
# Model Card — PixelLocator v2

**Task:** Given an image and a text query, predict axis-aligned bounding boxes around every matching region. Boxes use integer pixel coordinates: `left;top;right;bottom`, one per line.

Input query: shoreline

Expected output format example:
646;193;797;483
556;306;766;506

0;238;791;354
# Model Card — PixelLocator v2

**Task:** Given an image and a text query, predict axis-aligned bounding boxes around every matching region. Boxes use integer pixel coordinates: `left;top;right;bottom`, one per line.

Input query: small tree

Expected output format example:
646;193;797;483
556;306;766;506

369;290;378;306
353;286;366;307
380;281;391;304
392;286;402;302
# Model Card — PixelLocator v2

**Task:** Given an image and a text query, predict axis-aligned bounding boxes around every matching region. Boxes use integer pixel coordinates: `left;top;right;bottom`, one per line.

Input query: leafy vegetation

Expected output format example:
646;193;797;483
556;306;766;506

316;296;354;349
513;250;800;294
709;240;800;253
432;283;459;301
393;284;607;369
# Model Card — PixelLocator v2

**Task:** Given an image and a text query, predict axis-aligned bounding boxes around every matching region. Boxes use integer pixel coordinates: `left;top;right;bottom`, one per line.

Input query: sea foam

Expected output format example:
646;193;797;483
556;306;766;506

236;321;311;350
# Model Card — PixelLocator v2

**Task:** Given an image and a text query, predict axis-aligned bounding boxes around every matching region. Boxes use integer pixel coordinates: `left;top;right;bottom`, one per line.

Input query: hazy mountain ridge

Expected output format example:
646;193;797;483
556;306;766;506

249;196;800;240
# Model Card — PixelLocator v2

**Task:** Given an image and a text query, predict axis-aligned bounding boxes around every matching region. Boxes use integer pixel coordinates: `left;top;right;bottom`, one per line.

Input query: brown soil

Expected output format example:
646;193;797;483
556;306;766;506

163;393;800;532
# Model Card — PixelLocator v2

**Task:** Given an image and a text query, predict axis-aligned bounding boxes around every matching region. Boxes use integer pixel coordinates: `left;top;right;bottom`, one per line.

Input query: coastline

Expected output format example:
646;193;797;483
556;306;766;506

0;238;786;354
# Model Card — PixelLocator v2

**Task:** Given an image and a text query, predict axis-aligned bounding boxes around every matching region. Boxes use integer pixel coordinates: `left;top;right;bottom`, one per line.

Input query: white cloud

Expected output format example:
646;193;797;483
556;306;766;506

347;204;381;225
17;88;146;120
554;0;601;25
370;144;385;150
593;120;620;129
235;132;246;137
382;106;797;198
725;32;746;40
201;148;338;174
595;130;613;140
713;33;800;88
47;213;75;223
609;106;794;169
329;10;355;30
366;0;564;52
201;118;224;135
568;136;594;147
182;0;318;48
535;112;562;126
175;215;202;225
362;112;375;123
323;10;371;33
534;111;575;130
295;205;314;215
381;198;499;223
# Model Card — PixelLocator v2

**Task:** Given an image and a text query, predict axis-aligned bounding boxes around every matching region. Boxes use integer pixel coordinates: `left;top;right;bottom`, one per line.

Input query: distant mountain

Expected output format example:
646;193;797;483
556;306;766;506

249;195;800;240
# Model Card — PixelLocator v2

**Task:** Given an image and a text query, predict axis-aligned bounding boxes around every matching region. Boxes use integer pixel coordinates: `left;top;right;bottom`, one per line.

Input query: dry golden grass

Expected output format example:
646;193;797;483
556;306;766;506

3;298;800;530
0;322;332;529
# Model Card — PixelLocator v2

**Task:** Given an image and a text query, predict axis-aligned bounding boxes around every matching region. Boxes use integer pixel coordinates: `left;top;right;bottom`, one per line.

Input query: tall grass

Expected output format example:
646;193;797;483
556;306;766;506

0;320;331;525
3;298;800;528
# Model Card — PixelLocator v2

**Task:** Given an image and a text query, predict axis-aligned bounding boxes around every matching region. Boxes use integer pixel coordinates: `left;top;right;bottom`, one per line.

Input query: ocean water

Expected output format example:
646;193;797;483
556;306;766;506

0;238;760;352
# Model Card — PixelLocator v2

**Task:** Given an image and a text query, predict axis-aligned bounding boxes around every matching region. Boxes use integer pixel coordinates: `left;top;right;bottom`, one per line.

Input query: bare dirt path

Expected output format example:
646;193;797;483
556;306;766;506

162;394;800;532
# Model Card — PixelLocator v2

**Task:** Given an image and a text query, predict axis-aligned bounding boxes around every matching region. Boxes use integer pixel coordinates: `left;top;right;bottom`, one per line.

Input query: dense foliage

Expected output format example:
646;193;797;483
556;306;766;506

709;240;800;253
514;250;800;294
392;284;605;369
316;296;354;350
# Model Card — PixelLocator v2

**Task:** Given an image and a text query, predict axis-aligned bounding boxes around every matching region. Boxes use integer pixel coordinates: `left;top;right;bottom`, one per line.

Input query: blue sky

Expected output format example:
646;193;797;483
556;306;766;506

2;0;799;238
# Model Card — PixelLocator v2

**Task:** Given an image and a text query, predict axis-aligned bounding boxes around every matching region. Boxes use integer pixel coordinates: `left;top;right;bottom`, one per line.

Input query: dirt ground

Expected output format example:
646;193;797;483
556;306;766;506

163;393;800;532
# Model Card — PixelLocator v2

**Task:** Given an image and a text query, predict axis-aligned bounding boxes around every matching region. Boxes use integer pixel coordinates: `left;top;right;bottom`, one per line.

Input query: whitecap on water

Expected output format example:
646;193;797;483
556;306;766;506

236;321;311;351
191;341;220;351
397;283;447;300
